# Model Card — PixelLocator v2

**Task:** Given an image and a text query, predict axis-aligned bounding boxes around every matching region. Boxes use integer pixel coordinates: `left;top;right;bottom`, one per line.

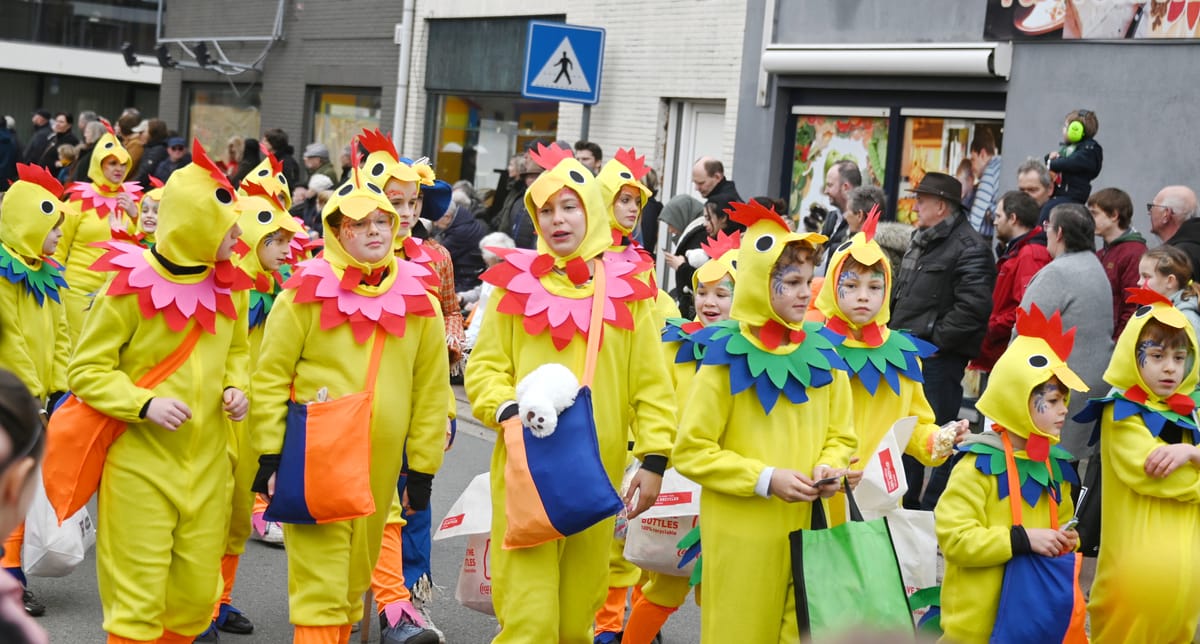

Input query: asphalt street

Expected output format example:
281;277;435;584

37;386;702;643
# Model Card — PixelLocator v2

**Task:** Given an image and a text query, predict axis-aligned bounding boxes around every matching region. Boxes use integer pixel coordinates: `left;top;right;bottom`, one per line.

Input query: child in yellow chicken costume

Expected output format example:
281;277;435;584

592;147;679;642
937;305;1084;643
1077;288;1200;643
465;143;675;643
0;163;72;615
813;207;967;523
201;185;302;639
134;176;163;248
58;122;141;345
622;230;740;644
66;140;251;643
250;161;448;644
351;130;452;643
671;200;855;643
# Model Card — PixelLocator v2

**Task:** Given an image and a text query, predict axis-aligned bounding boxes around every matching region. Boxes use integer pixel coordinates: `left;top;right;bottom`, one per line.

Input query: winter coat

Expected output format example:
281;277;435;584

974;227;1051;371
434;204;488;292
134;140;168;190
1047;137;1102;204
1167;217;1200;284
1019;250;1114;457
889;212;996;359
1096;228;1147;340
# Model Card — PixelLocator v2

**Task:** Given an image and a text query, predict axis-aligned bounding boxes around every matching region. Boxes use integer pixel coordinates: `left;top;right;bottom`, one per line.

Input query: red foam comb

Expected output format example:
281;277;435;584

861;204;882;241
100;117;115;136
614;147;649;181
702;229;741;260
258;140;270;156
16;163;64;197
357;128;397;160
148;176;165;189
1126;286;1172;307
726;200;790;232
528;143;574;171
191;139;236;195
241;180;284;210
1016;303;1076;361
264;150;283;176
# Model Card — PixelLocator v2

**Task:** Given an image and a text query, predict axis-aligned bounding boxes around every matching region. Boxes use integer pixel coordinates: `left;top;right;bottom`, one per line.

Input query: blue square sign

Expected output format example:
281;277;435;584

522;21;606;105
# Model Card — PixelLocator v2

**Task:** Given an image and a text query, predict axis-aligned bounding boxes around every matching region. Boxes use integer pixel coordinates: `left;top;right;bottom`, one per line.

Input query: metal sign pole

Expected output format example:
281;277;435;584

581;104;591;142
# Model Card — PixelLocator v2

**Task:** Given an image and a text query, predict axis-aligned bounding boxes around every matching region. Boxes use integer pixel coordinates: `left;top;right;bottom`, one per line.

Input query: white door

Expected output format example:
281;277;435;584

664;100;726;201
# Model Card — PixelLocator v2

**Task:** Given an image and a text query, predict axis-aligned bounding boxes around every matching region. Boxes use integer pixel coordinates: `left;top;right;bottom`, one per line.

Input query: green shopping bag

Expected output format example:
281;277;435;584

791;481;914;638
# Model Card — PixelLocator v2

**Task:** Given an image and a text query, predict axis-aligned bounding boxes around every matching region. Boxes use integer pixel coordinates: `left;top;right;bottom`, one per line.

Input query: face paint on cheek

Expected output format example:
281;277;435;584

1137;340;1162;369
771;264;803;296
836;269;859;301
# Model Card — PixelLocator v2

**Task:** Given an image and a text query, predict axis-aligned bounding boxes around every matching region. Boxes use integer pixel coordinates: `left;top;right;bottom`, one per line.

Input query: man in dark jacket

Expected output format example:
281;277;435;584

1153;185;1200;283
36;112;79;169
263;128;303;190
22;109;52;167
889;172;996;510
692;156;740;214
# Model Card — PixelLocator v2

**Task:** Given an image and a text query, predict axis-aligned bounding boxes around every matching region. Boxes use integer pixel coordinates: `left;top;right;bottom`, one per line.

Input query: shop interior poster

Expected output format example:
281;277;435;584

985;1;1200;40
896;118;1002;225
788;115;887;228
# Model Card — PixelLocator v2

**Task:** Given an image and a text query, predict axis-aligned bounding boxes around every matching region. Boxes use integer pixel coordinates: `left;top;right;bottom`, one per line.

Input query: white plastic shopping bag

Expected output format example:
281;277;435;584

855;416;918;513
454;533;494;615
622;468;701;576
23;469;95;578
436;472;495;615
863;507;936;598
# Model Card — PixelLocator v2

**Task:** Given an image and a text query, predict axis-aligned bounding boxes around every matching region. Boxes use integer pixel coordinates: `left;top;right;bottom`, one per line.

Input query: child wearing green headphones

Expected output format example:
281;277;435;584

1044;109;1103;211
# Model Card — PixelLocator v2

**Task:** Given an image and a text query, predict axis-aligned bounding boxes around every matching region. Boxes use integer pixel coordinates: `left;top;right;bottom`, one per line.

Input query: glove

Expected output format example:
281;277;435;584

406;470;434;511
251;454;281;496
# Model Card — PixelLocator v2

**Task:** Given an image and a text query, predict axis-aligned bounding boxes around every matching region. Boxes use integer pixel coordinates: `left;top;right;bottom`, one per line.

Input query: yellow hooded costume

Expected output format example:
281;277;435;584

213;191;303;629
1081;289;1200;643
67;140;250;641
671;200;855;643
0;163;71;401
58;124;141;344
813;208;954;523
465;143;675;643
134;176;163;248
249;161;448;639
936;305;1084;643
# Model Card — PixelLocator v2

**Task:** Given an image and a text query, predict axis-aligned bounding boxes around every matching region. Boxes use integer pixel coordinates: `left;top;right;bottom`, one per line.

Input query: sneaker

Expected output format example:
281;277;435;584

216;603;254;634
414;599;445;644
22;589;45;617
194;622;220;642
379;613;439;644
250;512;285;546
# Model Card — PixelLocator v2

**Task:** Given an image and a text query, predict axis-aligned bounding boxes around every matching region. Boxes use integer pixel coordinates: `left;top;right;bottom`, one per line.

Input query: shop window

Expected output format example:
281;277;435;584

897;110;1004;225
431;93;557;193
311;88;382;170
186;84;261;159
787;108;889;229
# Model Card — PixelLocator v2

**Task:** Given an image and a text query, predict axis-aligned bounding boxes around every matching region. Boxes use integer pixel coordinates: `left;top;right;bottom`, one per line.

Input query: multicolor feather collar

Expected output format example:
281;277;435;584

0;244;67;305
831;326;935;395
961;434;1078;508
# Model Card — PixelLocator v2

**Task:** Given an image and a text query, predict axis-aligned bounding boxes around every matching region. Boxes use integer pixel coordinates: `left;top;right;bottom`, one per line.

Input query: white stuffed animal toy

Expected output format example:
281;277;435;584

515;363;580;438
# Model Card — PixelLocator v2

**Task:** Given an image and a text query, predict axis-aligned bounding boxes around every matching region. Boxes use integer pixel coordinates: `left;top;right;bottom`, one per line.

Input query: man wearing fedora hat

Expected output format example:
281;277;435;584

890;171;996;510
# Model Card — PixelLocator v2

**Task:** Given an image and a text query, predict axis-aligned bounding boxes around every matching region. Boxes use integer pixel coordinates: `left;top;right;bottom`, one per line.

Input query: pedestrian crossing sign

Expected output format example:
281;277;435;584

523;21;606;105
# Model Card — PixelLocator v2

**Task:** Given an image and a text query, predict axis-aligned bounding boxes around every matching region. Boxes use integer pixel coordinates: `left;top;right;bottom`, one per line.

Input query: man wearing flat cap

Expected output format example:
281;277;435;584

302;142;339;187
890;172;996;511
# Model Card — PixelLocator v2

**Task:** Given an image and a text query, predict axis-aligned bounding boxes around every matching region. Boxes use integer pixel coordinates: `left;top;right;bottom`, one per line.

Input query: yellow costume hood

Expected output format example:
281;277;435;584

975;305;1088;457
87;122;133;191
236;194;302;279
725;200;825;330
523;143;612;267
597;147;652;237
237;151;293;210
693;229;740;289
1104;287;1199;401
320;162;400;291
815;205;894;336
1;163;67;262
154;140;242;268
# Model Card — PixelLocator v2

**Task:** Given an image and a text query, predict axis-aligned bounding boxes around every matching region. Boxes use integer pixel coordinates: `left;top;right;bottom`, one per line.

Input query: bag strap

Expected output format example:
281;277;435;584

999;430;1059;529
808;478;862;531
363;327;387;394
134;324;204;388
582;259;606;388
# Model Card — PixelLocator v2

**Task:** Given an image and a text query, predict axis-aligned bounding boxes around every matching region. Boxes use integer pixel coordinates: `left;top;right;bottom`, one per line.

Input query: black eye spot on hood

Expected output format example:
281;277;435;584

338;184;354;196
837;240;853;253
755;235;775;252
40;200;55;215
1028;355;1049;368
215;188;233;205
619;171;632;179
569;170;586;184
1134;305;1152;318
256;210;273;225
371;162;385;177
258;168;270;177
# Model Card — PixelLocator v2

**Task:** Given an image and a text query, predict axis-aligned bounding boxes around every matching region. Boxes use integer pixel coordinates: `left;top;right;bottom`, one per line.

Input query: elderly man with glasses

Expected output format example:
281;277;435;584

1150;185;1200;282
